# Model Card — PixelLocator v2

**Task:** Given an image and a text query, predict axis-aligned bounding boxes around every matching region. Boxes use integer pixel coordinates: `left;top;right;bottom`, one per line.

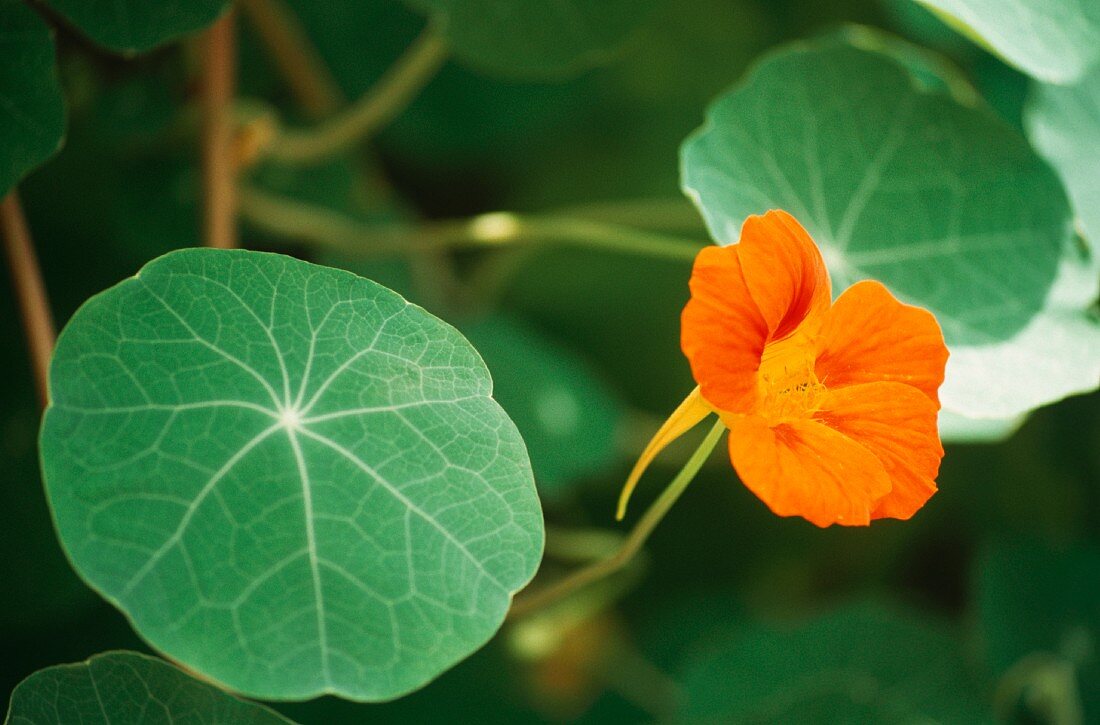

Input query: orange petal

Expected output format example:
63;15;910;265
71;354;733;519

737;210;831;341
681;245;768;413
815;280;948;404
815;382;943;521
727;415;892;527
616;387;712;520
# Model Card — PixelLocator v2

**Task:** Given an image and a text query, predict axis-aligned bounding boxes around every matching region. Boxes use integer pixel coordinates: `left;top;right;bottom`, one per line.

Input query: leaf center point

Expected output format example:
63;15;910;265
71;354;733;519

279;407;303;431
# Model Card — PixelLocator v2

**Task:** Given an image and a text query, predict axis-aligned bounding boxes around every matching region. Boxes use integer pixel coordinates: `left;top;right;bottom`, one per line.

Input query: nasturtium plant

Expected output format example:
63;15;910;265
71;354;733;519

40;249;543;700
42;0;229;54
5;651;292;724
400;0;660;78
4;0;1100;720
681;39;1077;422
915;0;1100;83
0;0;64;198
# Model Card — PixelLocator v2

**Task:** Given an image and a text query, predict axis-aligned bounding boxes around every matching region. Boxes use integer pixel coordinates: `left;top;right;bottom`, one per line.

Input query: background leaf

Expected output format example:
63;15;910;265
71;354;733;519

678;601;994;722
0;0;64;197
938;236;1100;419
5;651;292;724
460;315;623;497
400;0;662;78
680;39;1076;420
976;543;1100;720
40;249;544;701
914;0;1100;83
43;0;228;54
1027;64;1100;245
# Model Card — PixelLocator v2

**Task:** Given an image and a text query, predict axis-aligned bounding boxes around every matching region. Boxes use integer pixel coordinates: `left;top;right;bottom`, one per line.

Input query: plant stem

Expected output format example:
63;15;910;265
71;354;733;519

507;420;726;620
201;9;239;249
237;0;344;119
238;186;704;262
1;192;55;408
267;25;448;163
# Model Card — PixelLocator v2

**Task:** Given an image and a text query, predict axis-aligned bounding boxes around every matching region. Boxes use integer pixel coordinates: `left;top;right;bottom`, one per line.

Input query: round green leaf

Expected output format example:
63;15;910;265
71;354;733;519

1028;64;1100;245
402;0;660;78
0;0;64;197
42;0;228;54
5;651;292;724
914;0;1100;84
939;236;1100;418
680;40;1073;419
40;249;544;701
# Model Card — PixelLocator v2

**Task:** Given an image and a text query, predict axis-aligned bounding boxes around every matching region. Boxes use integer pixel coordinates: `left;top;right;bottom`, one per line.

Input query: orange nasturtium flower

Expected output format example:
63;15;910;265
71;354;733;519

618;210;950;527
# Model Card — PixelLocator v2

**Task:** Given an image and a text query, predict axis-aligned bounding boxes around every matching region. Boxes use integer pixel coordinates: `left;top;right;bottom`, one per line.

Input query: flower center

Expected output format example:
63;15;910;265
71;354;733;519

756;334;825;425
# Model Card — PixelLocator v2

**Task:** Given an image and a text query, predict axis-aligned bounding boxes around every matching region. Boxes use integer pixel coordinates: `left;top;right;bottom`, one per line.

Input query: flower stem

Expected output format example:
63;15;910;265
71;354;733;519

508;420;726;620
1;192;55;408
238;186;704;262
237;0;344;119
266;25;448;163
201;10;239;249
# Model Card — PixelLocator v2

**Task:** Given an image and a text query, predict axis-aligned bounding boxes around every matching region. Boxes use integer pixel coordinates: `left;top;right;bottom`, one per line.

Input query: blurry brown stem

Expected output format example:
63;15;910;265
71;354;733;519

237;0;344;118
202;10;238;249
508;420;725;620
1;192;55;408
266;25;448;163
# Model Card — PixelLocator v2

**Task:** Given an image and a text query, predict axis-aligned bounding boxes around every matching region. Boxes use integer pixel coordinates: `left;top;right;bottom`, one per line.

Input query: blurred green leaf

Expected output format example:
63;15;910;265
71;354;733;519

461;315;622;496
0;0;64;197
681;39;1076;419
939;236;1100;419
822;24;981;104
43;0;228;53
881;0;974;52
5;651;293;724
679;601;994;722
938;409;1025;444
401;0;661;79
1027;64;1100;245
40;249;543;700
976;542;1100;721
913;0;1100;84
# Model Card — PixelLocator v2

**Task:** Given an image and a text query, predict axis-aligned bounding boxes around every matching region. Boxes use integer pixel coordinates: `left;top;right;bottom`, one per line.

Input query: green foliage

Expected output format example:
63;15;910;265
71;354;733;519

39;249;543;700
4;0;1099;720
680;38;1084;420
1028;64;1100;244
0;0;64;198
915;0;1100;83
400;0;661;78
42;0;228;54
460;316;622;496
5;651;292;724
939;236;1100;419
976;543;1100;720
678;601;994;722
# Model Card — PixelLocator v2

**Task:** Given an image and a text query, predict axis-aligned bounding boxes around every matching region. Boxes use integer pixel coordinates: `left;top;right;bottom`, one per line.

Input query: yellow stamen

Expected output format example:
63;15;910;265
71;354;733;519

616;386;713;520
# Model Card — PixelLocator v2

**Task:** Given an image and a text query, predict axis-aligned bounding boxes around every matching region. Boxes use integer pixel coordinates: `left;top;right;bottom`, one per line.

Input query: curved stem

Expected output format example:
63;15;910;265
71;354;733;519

508;420;726;620
238;186;704;262
1;192;55;408
267;25;448;163
237;0;344;119
201;10;239;249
